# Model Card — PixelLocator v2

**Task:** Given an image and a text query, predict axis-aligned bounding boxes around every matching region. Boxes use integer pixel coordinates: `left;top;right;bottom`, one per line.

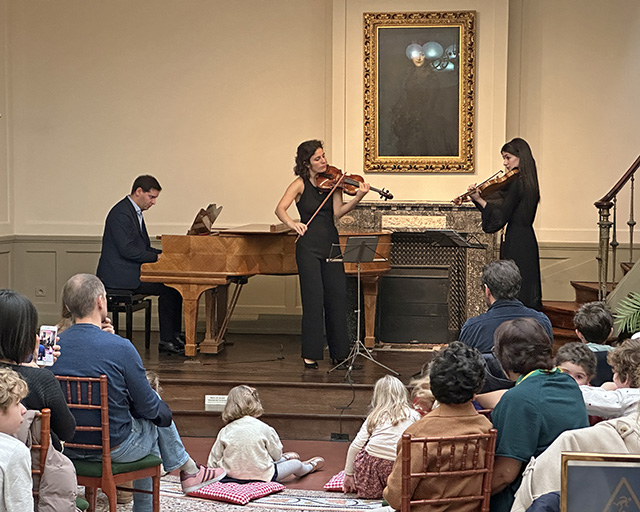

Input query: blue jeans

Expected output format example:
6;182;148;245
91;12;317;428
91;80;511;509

68;418;189;512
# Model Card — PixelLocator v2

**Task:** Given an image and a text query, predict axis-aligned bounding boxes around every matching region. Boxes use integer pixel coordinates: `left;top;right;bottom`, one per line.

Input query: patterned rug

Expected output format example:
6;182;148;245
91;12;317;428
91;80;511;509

89;475;385;511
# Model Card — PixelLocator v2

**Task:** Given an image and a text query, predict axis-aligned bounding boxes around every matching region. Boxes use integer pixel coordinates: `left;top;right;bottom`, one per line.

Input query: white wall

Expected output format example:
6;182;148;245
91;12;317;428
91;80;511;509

507;0;640;243
7;0;333;236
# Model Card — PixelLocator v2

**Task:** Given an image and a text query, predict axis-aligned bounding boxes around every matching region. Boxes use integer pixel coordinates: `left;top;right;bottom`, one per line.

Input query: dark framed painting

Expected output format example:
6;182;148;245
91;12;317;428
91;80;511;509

363;11;476;173
561;452;640;512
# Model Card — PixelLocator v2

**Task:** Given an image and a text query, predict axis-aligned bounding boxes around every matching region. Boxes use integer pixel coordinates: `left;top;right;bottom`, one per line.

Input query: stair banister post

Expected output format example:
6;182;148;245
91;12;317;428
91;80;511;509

595;200;613;301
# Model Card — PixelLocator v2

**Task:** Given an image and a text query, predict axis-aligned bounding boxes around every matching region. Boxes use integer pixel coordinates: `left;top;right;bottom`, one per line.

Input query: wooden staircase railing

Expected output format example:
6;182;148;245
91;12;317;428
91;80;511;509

595;154;640;300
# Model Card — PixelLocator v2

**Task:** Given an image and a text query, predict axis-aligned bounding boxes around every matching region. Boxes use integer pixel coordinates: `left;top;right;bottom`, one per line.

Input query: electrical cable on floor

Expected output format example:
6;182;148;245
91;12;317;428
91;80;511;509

333;369;357;437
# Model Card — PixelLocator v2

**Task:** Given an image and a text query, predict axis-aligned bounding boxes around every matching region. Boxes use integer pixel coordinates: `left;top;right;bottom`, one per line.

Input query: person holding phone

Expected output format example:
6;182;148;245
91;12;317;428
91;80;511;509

0;290;76;451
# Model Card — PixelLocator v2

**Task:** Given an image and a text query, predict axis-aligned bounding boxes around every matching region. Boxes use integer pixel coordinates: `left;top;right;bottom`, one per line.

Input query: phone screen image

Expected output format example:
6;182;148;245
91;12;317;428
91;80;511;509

37;326;57;366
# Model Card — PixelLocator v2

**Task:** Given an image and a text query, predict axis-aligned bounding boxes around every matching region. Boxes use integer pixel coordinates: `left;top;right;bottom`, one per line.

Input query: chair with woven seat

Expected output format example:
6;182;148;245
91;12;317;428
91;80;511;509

105;289;152;348
56;375;162;512
399;428;498;512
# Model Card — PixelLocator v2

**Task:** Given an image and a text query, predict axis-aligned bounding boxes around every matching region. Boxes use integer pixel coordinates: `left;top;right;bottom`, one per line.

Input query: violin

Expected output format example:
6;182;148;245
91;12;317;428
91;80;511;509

452;168;519;205
316;165;393;200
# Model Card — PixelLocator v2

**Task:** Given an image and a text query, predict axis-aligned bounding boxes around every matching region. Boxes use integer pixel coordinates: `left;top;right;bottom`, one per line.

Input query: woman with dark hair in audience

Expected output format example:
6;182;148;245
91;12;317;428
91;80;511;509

0;290;75;450
462;138;542;310
489;317;588;512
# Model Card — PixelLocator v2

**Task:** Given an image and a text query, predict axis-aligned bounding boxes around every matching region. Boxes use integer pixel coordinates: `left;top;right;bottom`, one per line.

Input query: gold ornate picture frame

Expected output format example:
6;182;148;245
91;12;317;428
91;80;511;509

363;11;476;173
561;452;640;512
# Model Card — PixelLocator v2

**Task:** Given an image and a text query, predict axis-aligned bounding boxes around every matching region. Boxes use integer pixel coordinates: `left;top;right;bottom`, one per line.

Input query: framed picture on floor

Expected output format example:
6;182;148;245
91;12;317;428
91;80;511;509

561;452;640;512
363;11;476;173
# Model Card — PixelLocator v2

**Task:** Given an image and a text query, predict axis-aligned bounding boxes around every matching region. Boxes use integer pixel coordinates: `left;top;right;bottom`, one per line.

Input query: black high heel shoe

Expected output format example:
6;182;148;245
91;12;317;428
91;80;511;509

304;360;319;370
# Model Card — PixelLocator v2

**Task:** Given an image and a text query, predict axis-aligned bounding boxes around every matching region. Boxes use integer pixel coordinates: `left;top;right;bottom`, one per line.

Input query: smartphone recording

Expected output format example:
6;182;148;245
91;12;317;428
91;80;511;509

37;325;57;366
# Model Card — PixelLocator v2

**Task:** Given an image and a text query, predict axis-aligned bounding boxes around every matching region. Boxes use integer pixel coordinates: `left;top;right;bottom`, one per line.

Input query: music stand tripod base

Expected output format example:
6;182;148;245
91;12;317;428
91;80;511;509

326;236;399;378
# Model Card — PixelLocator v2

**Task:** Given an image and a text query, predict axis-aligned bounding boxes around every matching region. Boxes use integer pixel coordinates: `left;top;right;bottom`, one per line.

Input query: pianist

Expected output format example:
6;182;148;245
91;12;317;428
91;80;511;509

96;175;184;355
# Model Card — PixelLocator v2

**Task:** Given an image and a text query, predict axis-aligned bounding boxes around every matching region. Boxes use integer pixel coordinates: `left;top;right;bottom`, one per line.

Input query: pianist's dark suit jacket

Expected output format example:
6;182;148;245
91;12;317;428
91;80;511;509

97;197;161;289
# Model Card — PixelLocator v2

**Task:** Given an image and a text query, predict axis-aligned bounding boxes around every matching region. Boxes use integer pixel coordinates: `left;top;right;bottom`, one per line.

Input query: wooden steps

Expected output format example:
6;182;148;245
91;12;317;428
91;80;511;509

161;378;372;439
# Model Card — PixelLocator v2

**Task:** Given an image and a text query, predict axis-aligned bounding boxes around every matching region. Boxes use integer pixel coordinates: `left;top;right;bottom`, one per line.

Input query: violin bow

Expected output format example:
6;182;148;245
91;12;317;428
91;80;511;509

295;173;346;243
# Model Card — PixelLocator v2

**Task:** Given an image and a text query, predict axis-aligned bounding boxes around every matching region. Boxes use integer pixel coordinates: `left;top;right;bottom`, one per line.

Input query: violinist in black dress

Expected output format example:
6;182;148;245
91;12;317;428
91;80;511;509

275;140;370;369
466;138;543;311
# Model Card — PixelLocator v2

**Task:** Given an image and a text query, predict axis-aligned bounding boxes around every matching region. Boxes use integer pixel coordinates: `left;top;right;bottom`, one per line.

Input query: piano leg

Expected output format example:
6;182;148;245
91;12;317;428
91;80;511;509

162;282;225;357
200;286;228;354
361;276;380;348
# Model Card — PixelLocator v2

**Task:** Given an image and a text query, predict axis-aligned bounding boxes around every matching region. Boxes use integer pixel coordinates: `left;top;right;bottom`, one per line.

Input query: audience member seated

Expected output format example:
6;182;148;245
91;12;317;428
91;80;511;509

511;400;640;512
573;301;615;386
207;385;324;484
342;376;419;499
52;274;224;512
579;337;640;419
0;290;76;452
383;342;493;511
459;260;553;354
0;368;33;511
409;372;435;417
489;318;588;512
555;342;597;386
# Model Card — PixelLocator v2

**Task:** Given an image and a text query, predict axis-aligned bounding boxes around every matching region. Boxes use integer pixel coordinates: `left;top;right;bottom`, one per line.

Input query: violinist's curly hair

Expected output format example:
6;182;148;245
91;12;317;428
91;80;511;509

294;140;324;179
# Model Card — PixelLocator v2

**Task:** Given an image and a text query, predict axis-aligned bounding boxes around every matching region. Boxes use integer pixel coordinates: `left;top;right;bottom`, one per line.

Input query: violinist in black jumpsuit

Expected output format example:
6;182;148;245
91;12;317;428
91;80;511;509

275;140;370;369
466;138;543;311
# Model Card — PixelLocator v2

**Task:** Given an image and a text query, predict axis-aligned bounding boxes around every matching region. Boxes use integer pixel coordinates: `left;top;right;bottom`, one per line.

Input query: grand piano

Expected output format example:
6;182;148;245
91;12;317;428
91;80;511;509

140;224;391;357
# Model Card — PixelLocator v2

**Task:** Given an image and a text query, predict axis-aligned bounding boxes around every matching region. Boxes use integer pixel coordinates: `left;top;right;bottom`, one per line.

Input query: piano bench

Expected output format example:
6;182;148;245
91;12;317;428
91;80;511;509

105;289;152;349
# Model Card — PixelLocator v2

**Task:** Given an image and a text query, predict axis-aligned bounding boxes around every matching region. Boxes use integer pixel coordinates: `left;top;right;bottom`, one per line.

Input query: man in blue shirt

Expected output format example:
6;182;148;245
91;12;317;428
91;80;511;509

459;260;553;354
54;274;223;511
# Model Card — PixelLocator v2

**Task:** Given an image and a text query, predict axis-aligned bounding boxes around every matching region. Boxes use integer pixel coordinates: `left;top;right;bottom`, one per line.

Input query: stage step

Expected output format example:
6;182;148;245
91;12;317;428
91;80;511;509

570;281;613;303
160;378;372;441
543;301;580;330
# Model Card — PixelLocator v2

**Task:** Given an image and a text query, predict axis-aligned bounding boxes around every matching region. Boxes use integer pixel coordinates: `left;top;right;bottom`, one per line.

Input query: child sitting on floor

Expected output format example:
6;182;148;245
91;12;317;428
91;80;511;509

342;375;420;499
207;385;323;483
580;337;640;418
0;368;32;511
555;342;597;386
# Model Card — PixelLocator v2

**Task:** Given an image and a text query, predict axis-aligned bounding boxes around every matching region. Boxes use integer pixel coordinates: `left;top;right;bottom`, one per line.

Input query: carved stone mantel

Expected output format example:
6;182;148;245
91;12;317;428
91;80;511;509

338;201;498;324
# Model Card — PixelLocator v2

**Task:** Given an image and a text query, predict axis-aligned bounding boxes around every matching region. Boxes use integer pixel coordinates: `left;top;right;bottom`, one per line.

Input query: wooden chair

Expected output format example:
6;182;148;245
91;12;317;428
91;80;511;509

400;428;497;512
30;408;50;505
56;375;162;512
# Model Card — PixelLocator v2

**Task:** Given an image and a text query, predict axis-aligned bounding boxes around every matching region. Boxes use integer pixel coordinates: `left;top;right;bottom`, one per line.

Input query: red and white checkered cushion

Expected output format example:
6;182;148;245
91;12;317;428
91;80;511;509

187;481;285;504
324;470;346;491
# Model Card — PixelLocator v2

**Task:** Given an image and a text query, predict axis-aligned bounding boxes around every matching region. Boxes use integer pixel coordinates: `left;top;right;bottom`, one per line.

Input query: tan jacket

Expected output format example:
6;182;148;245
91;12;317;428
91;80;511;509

512;412;640;512
15;410;77;512
383;402;493;512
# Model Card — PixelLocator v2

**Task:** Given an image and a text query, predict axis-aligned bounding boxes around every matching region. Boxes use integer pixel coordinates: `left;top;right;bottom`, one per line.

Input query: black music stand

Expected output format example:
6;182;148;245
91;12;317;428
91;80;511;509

421;229;486;249
328;236;398;378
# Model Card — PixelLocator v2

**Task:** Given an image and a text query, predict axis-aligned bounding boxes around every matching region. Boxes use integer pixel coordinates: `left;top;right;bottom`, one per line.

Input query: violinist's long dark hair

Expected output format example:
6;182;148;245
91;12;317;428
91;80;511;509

294;139;323;180
501;137;540;213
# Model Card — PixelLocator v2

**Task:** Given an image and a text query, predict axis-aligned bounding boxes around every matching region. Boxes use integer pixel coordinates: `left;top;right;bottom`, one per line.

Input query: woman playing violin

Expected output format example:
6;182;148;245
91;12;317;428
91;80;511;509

466;137;542;311
275;140;370;369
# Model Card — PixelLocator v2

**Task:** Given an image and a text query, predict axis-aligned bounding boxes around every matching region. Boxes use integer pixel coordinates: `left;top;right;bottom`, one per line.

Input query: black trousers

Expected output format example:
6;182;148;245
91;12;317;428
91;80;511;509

296;251;349;361
133;282;183;342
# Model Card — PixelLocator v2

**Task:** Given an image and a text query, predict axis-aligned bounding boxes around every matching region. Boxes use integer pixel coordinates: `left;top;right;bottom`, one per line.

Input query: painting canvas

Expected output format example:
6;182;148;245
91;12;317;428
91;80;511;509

363;12;476;173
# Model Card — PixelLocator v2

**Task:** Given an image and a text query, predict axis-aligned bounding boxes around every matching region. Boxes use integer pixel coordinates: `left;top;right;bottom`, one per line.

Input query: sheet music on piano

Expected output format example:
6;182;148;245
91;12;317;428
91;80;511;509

187;203;223;235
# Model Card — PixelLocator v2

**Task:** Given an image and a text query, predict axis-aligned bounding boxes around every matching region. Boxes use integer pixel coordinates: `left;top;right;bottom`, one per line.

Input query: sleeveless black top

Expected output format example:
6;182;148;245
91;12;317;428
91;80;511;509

295;177;340;259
